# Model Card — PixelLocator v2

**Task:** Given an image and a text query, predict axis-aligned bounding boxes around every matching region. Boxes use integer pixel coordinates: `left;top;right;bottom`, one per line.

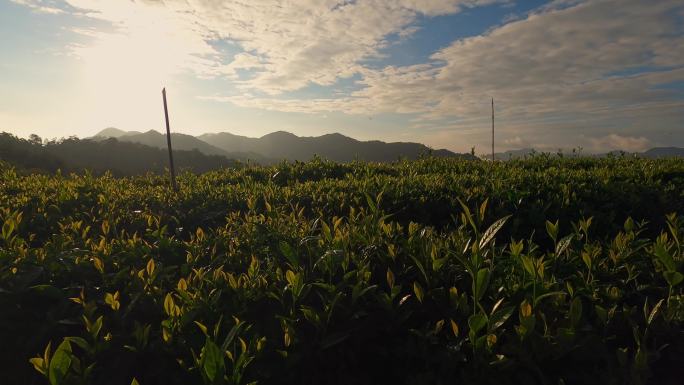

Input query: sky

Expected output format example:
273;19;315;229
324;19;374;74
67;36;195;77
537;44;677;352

1;0;683;154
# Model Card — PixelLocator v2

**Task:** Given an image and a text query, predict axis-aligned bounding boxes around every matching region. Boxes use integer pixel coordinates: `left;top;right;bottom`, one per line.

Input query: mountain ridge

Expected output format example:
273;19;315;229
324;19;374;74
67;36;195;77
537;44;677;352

95;129;476;162
488;147;684;160
0;132;238;175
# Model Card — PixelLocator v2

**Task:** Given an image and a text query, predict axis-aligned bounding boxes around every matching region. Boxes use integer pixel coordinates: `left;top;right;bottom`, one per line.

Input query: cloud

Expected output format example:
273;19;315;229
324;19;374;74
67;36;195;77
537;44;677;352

356;0;684;120
44;0;505;94
12;0;684;152
10;0;65;14
191;0;509;94
221;0;684;151
218;53;266;80
587;134;651;152
503;136;530;148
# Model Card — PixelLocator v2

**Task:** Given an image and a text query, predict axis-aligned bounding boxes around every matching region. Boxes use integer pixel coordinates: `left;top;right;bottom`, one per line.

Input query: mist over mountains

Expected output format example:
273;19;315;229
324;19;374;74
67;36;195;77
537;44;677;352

96;128;683;163
490;147;684;160
92;128;474;163
3;127;681;177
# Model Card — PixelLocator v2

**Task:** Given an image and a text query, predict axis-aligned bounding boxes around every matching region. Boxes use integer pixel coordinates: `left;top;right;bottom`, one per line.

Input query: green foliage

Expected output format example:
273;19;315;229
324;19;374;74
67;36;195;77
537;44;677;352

0;156;683;384
0;132;240;176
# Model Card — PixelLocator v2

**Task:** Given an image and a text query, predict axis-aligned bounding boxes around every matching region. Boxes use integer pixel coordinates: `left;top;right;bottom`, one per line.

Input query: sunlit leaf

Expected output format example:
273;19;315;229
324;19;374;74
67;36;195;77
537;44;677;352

48;340;72;385
200;338;224;384
479;215;511;250
413;281;424;303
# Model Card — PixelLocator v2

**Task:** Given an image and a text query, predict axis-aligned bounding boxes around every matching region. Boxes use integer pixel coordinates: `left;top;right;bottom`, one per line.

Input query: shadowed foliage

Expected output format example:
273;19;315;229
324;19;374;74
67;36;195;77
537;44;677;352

0;157;683;384
0;132;240;176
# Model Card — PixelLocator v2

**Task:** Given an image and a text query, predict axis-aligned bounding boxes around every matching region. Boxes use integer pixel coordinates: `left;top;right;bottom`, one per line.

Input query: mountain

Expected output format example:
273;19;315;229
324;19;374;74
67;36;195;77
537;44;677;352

641;147;684;158
0;132;238;176
96;129;474;162
491;148;537;160
94;129;227;156
197;131;256;153
198;130;475;162
93;129;270;163
93;127;142;138
491;147;684;160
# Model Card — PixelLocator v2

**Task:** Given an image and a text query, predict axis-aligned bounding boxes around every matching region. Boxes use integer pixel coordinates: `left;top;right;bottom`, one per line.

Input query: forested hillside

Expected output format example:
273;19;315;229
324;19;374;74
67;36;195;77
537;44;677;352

0;133;239;176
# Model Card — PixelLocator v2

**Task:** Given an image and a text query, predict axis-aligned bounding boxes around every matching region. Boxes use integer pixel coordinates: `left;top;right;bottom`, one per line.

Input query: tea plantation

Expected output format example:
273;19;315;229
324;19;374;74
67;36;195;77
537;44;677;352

1;156;683;384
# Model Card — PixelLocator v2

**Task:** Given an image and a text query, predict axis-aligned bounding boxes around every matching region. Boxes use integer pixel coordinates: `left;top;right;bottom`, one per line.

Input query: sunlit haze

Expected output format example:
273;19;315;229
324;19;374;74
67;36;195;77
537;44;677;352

1;0;683;153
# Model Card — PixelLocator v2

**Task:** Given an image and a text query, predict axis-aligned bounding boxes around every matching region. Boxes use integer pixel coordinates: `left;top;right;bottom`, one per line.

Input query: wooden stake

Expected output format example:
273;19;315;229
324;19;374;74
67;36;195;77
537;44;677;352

491;98;495;162
162;88;177;191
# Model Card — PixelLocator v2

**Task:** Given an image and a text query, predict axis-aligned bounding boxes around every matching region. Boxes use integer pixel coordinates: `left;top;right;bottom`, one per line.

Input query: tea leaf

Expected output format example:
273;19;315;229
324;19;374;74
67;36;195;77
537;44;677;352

386;268;395;289
468;314;488;335
664;271;684;287
450;319;460;337
479;216;511;250
489;305;514;332
413;281;424;303
48;340;72;385
570;297;583;327
653;243;676;271
146;259;155;277
474;268;491;302
200;338;224;384
555;235;573;257
545;220;558;243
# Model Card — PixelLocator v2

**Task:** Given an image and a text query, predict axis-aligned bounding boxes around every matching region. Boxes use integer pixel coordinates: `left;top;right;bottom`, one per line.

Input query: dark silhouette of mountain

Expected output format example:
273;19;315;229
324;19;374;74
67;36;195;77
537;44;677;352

491;148;537;160
94;127;142;138
94;129;228;156
592;147;684;158
93;129;270;163
95;128;475;162
197;131;255;153
198;130;475;162
0;132;239;176
641;147;684;158
490;147;684;160
0;132;64;172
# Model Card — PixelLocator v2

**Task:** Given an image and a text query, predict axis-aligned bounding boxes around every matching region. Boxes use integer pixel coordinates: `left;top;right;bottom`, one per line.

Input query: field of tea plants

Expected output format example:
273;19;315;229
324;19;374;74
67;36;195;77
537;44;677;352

1;156;683;385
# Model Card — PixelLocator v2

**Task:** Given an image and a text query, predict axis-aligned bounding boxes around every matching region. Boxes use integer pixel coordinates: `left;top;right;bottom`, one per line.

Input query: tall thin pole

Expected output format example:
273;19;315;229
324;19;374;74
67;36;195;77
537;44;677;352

491;98;495;162
162;88;177;191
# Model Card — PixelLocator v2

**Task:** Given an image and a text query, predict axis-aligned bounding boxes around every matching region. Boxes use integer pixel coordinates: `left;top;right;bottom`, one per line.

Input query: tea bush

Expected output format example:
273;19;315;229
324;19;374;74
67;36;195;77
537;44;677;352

1;156;683;384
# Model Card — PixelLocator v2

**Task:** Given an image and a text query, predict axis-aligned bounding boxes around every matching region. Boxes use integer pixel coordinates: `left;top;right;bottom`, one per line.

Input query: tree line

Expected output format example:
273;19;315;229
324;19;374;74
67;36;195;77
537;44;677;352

0;132;241;176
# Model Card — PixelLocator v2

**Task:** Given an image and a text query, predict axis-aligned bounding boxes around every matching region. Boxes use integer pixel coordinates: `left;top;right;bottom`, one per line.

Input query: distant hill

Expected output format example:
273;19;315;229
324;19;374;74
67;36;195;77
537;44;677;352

641;147;684;158
199;130;473;162
199;130;476;162
0;132;239;176
490;148;537;160
94;127;142;138
97;129;474;162
489;147;684;160
93;129;228;156
93;129;271;164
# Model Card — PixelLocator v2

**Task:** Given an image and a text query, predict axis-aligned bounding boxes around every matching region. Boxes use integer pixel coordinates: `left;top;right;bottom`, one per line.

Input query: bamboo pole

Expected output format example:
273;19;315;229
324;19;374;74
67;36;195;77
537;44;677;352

491;98;495;162
162;88;177;191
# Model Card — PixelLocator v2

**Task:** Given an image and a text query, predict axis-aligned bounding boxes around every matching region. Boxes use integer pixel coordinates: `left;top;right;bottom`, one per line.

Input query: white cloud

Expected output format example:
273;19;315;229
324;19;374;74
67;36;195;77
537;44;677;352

11;0;684;152
503;136;530;148
220;0;684;151
355;0;684;119
46;0;504;94
10;0;64;14
218;53;266;80
587;134;651;152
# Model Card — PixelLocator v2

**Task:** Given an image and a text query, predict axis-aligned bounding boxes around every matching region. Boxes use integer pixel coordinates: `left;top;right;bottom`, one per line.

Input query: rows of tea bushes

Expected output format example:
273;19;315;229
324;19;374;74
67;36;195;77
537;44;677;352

1;156;683;384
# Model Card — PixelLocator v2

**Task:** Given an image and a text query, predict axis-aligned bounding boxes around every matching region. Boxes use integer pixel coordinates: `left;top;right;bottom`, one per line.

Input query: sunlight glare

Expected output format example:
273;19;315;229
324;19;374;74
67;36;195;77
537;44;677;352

73;2;211;131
